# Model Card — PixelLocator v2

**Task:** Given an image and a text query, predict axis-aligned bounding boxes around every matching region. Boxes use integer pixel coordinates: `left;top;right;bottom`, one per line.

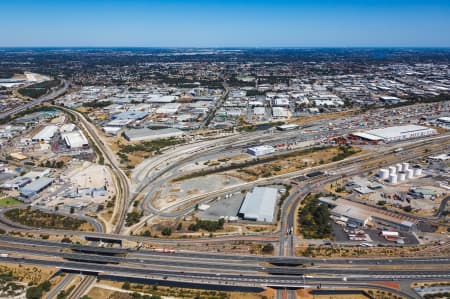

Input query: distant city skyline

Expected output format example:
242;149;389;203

1;0;450;47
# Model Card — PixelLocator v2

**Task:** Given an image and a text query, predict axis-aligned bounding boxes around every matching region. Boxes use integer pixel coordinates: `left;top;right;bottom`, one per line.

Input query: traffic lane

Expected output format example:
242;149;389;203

1;257;449;284
0;235;449;266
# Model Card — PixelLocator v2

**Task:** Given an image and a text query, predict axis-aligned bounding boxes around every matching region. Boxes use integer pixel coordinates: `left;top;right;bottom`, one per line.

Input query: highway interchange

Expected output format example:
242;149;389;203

0;81;449;298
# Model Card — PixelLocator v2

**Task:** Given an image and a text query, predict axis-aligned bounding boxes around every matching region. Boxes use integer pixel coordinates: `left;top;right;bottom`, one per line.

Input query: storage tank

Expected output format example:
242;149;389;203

378;169;389;180
398;172;406;181
388;166;397;175
402;162;409;171
396;163;403;172
407;169;414;179
389;173;398;184
413;168;422;176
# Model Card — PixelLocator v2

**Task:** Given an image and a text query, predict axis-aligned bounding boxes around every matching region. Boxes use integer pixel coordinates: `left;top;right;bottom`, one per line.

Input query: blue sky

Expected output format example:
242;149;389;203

0;0;449;47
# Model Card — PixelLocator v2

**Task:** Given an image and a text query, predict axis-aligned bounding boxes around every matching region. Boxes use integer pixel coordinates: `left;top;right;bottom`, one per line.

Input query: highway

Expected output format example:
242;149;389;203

55;106;131;234
0;81;448;299
1;236;449;266
0;79;68;120
53;106;132;297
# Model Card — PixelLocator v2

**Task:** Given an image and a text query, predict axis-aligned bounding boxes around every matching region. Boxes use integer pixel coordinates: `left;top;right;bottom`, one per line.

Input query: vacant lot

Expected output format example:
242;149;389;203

229;146;360;181
4;208;94;231
0;197;21;207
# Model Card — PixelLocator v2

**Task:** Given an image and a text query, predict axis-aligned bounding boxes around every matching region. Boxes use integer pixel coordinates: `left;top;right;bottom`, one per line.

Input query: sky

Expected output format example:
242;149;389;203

0;0;449;47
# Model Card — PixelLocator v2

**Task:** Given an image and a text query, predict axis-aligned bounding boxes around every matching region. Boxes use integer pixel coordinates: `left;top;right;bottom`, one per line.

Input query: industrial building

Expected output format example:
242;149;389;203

0;176;32;190
32;125;58;143
19;177;54;198
146;95;177;103
62;131;89;149
238;187;278;222
319;197;416;230
247;145;275;156
123;128;184;142
436;117;450;125
277;124;299;131
351;125;437;143
111;111;149;120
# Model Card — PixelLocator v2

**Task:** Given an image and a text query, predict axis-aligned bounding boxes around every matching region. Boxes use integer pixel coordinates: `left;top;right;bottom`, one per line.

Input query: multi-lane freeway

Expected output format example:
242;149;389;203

0;79;68;120
1;78;449;299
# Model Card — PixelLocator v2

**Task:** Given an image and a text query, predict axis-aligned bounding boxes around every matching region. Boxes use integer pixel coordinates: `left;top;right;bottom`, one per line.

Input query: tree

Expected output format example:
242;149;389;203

122;281;131;290
262;243;274;254
69;207;75;214
176;222;182;231
161;227;172;236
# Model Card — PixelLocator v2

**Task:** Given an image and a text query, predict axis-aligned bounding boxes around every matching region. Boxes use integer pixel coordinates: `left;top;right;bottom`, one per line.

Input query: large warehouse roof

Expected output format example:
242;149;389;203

124;128;183;142
32;125;58;142
20;177;54;197
62;131;89;149
239;187;278;222
353;125;436;142
112;111;148;120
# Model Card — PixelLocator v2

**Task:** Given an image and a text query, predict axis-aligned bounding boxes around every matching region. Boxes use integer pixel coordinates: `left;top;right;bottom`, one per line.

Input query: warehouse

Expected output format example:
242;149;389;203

247;145;275;156
112;111;148;120
146;95;177;103
320;197;416;230
277;124;299;131
351;125;436;143
32;125;58;143
238;187;278;222
62;131;89;149
123;128;184;142
19;177;54;198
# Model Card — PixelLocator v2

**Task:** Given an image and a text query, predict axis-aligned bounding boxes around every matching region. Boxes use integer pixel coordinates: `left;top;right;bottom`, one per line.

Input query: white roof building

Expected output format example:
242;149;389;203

353;125;437;142
62;131;89;149
156;103;181;114
238;187;278;222
124;128;184;142
32;125;58;143
272;107;289;118
59;123;76;133
146;95;177;103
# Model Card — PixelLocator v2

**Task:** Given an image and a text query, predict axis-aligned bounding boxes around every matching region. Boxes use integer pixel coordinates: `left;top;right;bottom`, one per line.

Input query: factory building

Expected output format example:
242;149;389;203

32;125;58;143
277;124;299;131
0;177;32;190
62;131;89;149
238;187;278;222
19;177;54;198
351;125;436;143
111;111;149;120
123;128;184;142
247;145;275;156
436;117;450;125
319;197;416;230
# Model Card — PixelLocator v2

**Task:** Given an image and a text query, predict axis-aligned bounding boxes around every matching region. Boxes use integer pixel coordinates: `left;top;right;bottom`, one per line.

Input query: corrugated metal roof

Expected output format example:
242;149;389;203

239;187;278;222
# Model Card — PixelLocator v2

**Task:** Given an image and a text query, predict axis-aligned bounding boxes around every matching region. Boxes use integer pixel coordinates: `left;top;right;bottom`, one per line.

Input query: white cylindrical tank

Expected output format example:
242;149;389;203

389;166;396;175
378;169;389;179
407;169;414;179
414;168;422;176
396;163;403;172
402;162;409;171
389;173;398;184
398;172;406;181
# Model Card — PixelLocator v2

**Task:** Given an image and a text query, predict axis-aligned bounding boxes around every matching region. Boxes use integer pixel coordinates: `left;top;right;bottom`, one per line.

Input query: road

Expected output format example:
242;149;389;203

55;106;131;234
44;273;75;299
0;79;68;120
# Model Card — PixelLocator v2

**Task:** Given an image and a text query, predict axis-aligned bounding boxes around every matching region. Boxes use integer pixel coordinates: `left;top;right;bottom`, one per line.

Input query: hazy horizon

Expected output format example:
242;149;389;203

1;0;450;47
